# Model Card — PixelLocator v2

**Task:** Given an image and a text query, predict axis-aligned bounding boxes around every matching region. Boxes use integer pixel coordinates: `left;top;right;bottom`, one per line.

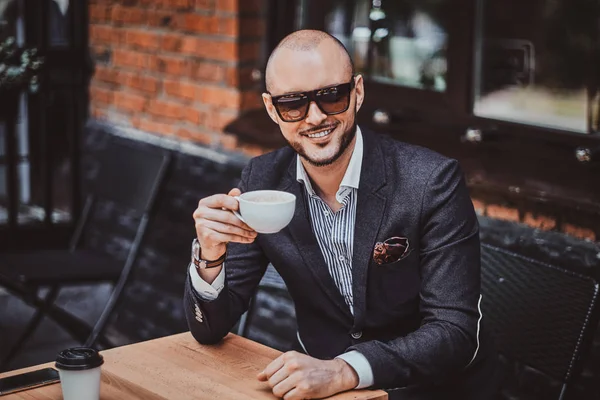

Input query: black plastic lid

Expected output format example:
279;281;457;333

55;347;104;371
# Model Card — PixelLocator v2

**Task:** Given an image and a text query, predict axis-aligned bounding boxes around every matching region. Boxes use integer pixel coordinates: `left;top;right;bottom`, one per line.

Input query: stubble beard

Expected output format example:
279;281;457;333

289;120;357;168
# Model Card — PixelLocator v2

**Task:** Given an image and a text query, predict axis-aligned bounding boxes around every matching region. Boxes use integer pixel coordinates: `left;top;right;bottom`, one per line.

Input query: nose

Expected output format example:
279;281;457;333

304;101;327;126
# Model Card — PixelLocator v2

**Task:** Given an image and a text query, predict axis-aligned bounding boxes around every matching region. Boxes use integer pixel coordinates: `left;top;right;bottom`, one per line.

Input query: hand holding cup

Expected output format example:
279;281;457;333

193;188;258;260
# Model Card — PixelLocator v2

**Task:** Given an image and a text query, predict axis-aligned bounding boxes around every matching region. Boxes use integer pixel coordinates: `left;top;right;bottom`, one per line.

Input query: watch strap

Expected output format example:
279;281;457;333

193;251;226;269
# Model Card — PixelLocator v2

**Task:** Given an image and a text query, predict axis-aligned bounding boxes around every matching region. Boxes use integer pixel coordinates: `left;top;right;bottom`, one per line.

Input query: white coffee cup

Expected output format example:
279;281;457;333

55;347;103;400
233;190;296;234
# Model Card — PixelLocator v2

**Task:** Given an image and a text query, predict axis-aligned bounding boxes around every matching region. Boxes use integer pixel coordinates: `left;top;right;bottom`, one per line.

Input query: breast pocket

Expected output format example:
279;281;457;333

368;250;421;311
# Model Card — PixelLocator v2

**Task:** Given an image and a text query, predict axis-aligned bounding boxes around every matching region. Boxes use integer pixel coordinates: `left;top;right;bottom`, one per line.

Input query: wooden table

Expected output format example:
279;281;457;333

0;332;387;399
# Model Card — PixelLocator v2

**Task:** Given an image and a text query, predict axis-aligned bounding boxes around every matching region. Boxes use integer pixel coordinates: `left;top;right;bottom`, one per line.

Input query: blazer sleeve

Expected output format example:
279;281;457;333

184;160;270;344
348;159;482;389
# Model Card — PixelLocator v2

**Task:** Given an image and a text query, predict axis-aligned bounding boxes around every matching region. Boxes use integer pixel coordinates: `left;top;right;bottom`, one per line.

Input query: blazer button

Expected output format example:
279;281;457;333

351;331;362;339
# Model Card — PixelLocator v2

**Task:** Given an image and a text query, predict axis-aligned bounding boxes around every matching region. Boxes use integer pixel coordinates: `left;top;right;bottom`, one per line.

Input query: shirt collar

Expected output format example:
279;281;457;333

296;126;364;202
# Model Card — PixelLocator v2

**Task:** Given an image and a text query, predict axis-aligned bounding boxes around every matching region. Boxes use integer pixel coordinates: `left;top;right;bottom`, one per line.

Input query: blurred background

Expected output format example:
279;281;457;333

1;0;600;399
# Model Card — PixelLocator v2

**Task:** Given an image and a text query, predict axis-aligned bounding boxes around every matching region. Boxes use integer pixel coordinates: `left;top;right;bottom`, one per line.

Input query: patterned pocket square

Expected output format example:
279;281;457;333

373;236;410;265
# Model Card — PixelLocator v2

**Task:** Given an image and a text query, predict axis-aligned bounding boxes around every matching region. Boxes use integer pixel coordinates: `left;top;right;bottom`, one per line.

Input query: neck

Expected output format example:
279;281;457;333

301;135;356;200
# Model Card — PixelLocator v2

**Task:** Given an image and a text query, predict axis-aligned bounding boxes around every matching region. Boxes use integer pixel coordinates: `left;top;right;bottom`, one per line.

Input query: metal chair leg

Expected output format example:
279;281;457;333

236;297;255;338
0;286;60;371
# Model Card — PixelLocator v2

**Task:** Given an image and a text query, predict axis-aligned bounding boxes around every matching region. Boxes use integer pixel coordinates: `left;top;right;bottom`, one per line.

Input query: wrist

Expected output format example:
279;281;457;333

332;358;359;390
200;244;226;261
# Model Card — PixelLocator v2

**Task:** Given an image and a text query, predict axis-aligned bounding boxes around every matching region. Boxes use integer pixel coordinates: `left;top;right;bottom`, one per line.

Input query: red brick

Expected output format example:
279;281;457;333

180;13;218;34
134;117;177;136
113;49;158;70
114;91;147;113
184;107;205;125
562;224;597;241
93;66;120;86
91;105;108;120
216;0;237;13
206;108;238;131
240;17;264;37
161;33;184;51
147;99;185;120
218;15;238;36
164;80;199;102
471;198;485;216
163;0;194;10
157;55;191;76
89;5;108;23
89;25;117;45
119;72;160;94
124;29;161;51
90;86;113;105
198;86;240;107
177;127;214;145
111;5;146;25
523;213;556;231
191;61;225;82
147;10;176;27
181;37;237;61
219;133;239;151
486;205;519;222
91;46;112;64
215;40;237;61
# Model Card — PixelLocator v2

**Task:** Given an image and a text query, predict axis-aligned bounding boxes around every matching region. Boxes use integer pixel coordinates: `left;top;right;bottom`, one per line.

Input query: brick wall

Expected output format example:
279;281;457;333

471;196;598;242
88;0;267;157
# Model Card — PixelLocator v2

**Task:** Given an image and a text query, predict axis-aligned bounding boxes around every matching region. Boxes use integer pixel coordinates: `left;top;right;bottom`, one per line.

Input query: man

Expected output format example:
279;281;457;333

184;29;499;399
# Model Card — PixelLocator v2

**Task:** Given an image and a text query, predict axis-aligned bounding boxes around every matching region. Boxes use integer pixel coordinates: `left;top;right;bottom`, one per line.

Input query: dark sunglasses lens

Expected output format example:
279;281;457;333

275;96;309;121
317;83;351;114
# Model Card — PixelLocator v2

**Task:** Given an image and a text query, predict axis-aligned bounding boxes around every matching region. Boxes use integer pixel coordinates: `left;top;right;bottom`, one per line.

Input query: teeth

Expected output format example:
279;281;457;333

307;130;331;138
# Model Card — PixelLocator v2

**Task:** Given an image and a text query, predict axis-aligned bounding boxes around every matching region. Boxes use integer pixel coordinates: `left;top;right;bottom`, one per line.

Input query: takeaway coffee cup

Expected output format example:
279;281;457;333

55;347;104;400
233;190;296;234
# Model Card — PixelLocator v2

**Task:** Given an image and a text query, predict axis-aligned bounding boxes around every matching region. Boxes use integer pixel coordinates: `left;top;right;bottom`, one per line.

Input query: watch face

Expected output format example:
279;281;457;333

192;239;201;259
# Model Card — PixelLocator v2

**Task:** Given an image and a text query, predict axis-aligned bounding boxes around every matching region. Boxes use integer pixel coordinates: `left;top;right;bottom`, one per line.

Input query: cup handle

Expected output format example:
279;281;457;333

232;196;246;223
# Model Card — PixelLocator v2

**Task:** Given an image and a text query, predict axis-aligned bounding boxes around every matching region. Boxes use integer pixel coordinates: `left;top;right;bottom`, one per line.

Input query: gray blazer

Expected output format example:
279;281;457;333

184;129;499;399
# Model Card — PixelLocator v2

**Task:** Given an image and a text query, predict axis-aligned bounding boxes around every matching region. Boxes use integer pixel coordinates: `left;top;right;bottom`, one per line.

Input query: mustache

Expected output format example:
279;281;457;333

299;123;338;136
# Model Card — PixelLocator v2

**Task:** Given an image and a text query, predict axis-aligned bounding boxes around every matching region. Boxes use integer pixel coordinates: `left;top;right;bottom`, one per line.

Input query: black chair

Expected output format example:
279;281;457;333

0;138;171;369
480;243;600;400
236;263;289;337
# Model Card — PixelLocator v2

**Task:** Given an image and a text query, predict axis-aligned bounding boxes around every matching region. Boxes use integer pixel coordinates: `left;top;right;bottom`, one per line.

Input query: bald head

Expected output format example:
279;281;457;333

265;30;355;93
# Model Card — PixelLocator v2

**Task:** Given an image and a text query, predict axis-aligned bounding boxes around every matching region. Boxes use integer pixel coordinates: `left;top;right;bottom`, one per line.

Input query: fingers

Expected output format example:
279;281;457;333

196;208;254;234
228;188;242;197
282;388;304;400
199;193;240;212
258;354;285;382
272;373;300;399
200;219;256;242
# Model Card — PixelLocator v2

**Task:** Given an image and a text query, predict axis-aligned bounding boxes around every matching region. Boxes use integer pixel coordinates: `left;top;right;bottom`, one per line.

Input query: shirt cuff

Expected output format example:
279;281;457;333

189;262;225;301
335;350;374;389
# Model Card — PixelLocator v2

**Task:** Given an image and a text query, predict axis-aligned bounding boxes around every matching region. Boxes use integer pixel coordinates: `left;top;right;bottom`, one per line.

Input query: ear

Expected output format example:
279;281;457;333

262;93;280;125
354;74;365;112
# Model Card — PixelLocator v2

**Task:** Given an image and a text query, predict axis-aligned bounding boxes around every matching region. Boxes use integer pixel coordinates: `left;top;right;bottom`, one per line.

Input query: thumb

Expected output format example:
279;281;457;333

228;188;242;197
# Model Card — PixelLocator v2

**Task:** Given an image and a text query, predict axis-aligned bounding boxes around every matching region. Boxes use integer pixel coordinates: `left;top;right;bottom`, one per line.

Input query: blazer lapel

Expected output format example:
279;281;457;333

281;160;354;323
351;131;387;330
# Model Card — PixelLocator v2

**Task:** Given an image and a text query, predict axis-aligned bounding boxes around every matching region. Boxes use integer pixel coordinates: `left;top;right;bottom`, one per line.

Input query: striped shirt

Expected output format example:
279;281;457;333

296;127;363;314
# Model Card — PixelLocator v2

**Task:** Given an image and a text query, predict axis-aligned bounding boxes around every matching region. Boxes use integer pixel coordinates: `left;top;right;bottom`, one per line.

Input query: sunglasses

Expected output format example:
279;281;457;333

268;77;356;123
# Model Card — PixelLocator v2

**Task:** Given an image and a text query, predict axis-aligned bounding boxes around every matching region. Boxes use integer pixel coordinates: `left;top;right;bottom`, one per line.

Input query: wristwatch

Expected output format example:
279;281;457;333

191;238;226;269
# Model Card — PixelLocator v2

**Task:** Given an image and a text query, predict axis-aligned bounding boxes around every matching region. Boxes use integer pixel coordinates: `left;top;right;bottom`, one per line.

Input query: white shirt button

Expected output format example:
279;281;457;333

339;255;345;261
351;331;362;339
324;211;330;216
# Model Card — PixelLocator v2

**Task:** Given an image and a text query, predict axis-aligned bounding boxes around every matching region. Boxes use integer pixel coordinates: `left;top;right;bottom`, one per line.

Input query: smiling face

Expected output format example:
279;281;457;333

263;35;364;167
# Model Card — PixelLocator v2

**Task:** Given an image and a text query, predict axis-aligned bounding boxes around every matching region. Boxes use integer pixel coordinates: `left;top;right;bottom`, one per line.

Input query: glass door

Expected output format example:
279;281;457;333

302;0;471;126
0;0;90;248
